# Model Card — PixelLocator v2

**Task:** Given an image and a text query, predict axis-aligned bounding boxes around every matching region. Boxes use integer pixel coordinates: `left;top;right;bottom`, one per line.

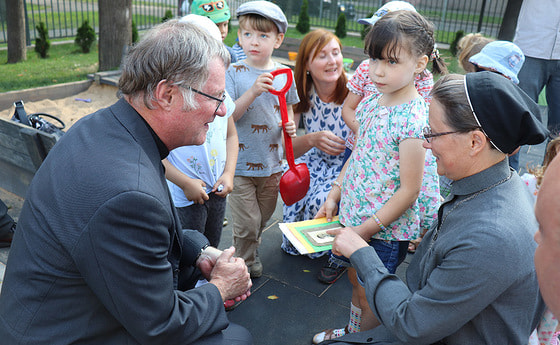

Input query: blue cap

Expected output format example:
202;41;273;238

236;1;288;33
469;40;525;84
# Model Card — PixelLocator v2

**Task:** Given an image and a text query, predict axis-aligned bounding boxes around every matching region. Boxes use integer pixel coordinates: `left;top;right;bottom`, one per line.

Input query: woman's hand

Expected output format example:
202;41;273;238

312;131;346;156
327;227;369;258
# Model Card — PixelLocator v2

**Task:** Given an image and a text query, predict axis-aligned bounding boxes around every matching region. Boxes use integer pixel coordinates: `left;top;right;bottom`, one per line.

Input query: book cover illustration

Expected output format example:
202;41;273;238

279;216;344;254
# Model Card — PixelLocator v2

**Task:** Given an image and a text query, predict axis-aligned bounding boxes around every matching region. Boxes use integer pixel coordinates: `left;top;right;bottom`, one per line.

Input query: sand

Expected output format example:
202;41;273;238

0;83;120;129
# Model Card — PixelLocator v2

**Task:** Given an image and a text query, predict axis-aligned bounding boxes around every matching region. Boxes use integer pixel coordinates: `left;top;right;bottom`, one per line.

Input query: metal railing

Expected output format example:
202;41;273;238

276;0;507;44
0;0;507;45
0;0;179;44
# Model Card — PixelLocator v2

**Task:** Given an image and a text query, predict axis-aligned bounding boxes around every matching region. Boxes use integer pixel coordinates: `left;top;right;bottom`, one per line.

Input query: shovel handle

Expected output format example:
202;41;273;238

269;68;297;170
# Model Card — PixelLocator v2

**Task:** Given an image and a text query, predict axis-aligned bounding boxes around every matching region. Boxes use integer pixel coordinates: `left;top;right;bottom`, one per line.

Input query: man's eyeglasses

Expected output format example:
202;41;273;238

199;0;225;13
189;87;226;114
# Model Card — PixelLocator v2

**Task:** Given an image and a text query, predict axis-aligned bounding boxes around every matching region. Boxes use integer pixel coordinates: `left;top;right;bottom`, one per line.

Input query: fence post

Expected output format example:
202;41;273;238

477;0;487;33
24;0;30;46
440;0;448;32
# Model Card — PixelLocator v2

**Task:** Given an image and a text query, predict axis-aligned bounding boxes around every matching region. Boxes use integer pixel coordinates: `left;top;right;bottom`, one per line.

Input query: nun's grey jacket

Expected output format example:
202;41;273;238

327;158;545;345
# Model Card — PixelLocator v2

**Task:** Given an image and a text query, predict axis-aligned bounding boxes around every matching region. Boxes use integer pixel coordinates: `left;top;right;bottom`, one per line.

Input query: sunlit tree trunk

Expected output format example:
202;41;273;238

99;0;132;71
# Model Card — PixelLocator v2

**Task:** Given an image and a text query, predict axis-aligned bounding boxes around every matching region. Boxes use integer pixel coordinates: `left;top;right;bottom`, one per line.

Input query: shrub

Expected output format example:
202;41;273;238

35;22;51;58
335;13;347;39
450;30;465;57
75;20;96;53
361;10;374;40
132;20;139;43
162;10;173;22
296;0;310;34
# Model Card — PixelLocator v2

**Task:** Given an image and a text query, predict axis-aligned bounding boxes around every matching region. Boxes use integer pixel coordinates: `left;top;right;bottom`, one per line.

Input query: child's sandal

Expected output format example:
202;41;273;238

312;325;349;344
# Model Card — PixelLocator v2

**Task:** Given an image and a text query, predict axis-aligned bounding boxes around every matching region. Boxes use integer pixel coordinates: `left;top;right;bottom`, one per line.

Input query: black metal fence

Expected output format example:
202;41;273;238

275;0;508;44
0;0;507;45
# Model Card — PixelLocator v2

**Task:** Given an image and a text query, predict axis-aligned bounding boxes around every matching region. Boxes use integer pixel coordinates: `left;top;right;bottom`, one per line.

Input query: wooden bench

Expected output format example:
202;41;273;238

0;116;59;198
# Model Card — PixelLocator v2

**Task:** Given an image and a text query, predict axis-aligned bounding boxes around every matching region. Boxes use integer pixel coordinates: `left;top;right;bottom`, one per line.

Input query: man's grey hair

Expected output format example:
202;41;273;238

119;19;230;110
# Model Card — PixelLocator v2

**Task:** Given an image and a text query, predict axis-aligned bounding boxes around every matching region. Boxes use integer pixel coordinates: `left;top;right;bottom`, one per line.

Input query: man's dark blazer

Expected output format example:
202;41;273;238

0;99;230;344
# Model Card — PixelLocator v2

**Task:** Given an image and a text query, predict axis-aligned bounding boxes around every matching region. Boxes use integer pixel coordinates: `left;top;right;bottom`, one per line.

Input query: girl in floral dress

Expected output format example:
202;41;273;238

312;10;444;343
280;29;349;258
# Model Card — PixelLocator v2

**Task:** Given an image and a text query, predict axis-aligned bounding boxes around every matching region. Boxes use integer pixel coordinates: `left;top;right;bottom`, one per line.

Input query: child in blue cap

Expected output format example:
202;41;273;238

469;40;525;84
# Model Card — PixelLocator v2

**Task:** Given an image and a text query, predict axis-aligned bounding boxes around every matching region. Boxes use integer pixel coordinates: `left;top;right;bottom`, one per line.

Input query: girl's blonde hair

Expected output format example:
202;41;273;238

457;33;494;73
528;136;560;186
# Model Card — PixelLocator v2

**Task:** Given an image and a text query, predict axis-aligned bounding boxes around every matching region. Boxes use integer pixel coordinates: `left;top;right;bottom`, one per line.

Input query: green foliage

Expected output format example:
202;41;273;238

360;10;374;40
450;30;465;57
34;22;51;58
162;10;173;22
75;20;96;53
132;20;139;43
296;0;310;34
335;13;347;39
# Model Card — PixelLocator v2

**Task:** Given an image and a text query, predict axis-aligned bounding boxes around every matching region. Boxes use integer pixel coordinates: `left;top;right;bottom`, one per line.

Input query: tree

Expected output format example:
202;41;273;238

75;20;96;53
360;10;374;40
335;13;347;39
99;0;132;71
296;0;310;34
162;10;173;22
450;30;465;57
34;22;51;58
6;0;26;63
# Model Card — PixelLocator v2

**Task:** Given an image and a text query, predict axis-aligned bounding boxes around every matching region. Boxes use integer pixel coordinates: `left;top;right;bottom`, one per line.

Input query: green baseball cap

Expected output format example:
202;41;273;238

191;0;231;24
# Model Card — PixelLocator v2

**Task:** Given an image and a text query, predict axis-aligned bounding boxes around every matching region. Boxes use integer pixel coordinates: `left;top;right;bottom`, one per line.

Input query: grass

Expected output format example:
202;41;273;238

0;42;98;92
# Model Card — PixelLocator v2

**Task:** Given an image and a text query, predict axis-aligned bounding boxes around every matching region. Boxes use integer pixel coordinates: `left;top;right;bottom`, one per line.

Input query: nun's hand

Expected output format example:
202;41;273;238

327;227;369;258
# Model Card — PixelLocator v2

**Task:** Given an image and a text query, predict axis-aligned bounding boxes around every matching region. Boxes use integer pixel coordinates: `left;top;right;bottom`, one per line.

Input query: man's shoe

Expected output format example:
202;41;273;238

249;257;262;278
0;222;16;248
317;264;345;284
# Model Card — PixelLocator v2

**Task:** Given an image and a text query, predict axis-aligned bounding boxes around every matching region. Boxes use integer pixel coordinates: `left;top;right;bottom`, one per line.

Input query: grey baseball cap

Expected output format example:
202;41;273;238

236;1;288;33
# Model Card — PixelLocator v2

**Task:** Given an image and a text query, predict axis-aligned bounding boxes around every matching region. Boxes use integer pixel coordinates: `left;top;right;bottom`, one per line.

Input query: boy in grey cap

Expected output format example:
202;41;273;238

226;0;298;278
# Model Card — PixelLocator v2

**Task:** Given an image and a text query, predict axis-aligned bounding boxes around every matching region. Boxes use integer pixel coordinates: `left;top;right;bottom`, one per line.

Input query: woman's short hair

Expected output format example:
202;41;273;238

119;20;230;110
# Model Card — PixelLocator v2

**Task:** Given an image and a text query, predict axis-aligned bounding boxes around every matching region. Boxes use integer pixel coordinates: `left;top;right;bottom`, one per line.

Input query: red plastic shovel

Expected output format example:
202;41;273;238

269;68;310;206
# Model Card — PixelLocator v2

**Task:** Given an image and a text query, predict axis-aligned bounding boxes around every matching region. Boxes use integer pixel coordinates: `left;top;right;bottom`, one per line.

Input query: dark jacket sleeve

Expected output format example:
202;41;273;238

181;229;210;267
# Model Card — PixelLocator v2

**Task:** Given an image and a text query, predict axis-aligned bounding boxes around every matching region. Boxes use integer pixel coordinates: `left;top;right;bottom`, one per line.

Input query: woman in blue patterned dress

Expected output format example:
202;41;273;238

281;29;350;258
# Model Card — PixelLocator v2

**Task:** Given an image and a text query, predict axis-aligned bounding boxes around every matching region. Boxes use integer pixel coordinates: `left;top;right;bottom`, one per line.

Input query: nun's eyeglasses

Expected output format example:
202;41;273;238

422;126;460;143
423;126;482;143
